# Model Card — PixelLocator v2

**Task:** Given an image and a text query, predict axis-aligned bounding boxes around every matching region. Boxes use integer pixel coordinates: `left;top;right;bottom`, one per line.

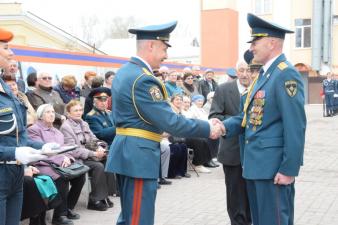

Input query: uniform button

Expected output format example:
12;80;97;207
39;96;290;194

245;140;249;144
246;125;249;129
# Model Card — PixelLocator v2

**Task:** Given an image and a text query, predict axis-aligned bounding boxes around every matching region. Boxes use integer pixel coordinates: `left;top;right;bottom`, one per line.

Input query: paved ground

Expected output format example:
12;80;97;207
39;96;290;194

22;104;338;225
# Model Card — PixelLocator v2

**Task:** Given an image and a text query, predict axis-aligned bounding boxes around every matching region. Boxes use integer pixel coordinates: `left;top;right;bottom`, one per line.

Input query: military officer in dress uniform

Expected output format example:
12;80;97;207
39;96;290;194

0;28;47;225
85;87;116;146
323;72;336;116
222;14;306;225
105;21;224;225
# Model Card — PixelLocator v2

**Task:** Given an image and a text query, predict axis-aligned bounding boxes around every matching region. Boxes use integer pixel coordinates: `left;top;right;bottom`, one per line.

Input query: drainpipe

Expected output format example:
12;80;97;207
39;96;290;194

322;0;332;65
312;0;323;71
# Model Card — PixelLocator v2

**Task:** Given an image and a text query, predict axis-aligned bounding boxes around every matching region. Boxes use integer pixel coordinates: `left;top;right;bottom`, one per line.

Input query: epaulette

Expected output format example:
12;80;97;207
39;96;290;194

87;109;96;116
278;62;288;71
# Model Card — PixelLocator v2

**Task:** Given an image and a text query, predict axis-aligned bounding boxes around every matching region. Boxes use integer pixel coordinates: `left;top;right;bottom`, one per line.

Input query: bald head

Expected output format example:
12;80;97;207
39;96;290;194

136;39;168;70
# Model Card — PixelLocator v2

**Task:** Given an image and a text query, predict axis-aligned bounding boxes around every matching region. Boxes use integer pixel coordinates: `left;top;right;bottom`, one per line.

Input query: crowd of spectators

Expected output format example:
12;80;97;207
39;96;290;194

1;59;239;225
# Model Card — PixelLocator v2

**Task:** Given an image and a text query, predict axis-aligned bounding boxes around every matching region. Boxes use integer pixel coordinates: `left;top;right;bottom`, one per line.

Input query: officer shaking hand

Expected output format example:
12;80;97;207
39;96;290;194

105;21;224;225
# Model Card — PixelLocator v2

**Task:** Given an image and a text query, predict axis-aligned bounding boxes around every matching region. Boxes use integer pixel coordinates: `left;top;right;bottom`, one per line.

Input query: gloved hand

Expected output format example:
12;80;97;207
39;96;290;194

15;147;47;164
42;142;61;151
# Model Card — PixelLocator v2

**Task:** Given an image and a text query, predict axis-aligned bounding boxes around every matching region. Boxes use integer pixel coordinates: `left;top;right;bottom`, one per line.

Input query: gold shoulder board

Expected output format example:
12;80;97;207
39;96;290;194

278;62;288;71
87;109;96;116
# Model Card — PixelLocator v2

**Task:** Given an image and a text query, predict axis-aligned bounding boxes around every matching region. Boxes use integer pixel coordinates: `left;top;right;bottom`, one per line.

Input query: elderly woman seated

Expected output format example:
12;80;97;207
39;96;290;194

28;104;85;225
60;100;114;211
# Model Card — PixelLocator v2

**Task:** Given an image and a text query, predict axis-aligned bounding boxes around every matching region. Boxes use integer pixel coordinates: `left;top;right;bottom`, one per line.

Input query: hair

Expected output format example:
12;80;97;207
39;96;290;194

105;71;115;80
26;73;37;87
1;72;16;81
61;75;77;88
236;60;248;70
37;72;49;79
66;99;82;113
183;72;194;80
136;40;148;52
84;71;97;80
176;75;183;81
36;104;54;119
91;76;104;88
170;93;183;102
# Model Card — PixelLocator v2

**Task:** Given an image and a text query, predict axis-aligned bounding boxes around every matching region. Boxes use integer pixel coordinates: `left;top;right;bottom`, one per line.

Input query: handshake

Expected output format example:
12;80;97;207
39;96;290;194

208;118;226;139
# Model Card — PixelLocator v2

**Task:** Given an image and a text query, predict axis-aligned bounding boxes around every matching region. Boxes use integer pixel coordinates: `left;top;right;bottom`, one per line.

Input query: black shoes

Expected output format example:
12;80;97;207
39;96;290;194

87;200;108;211
66;209;80;220
204;161;219;168
104;198;114;208
158;178;172;185
52;216;74;225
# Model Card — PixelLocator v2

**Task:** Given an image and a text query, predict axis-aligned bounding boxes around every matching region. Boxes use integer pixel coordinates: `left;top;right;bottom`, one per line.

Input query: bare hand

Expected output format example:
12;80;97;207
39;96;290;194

31;166;40;174
61;156;71;168
208;118;226;139
95;150;106;159
274;172;295;185
24;166;40;177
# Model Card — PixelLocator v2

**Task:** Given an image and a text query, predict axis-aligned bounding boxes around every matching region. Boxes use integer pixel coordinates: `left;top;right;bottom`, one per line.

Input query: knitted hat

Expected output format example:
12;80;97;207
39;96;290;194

191;94;205;102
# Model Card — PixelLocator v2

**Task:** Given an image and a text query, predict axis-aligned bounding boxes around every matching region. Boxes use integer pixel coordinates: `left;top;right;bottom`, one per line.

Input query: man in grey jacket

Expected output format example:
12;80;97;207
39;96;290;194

209;61;252;225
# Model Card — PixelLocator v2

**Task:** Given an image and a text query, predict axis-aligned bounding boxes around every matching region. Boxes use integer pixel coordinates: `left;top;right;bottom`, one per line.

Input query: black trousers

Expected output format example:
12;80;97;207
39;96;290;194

83;160;109;202
223;165;251;225
185;138;212;166
21;176;47;220
53;174;86;217
207;139;219;159
167;143;188;178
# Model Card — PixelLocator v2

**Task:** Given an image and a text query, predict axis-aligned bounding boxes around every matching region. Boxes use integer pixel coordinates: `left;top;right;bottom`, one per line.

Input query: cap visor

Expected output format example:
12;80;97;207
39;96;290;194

163;40;171;47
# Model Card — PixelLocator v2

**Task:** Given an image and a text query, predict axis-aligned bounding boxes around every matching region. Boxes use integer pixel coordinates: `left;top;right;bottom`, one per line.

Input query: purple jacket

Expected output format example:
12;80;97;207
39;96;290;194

60;117;96;160
27;120;88;180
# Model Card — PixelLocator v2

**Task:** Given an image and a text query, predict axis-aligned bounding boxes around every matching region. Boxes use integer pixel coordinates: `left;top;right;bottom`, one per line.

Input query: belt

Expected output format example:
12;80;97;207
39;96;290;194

116;127;161;142
0;160;21;165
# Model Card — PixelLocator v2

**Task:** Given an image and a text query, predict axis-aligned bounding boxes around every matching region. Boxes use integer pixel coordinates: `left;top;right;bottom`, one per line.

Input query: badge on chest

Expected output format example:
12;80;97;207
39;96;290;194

249;90;265;131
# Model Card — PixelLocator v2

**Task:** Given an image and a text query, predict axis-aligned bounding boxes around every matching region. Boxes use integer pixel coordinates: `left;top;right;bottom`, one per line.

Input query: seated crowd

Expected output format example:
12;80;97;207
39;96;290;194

1;62;222;225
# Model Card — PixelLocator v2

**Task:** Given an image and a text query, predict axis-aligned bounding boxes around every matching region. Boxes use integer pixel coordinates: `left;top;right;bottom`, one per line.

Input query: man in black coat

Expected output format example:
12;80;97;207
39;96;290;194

198;69;218;103
209;61;252;225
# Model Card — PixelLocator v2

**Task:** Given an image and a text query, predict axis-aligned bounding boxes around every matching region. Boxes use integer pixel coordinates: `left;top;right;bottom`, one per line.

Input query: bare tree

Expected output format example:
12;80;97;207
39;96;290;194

104;16;137;39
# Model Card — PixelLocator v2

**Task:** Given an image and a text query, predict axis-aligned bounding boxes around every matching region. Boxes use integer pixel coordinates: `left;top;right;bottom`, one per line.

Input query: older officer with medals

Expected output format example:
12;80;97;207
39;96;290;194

0;28;47;225
105;21;224;225
222;14;306;225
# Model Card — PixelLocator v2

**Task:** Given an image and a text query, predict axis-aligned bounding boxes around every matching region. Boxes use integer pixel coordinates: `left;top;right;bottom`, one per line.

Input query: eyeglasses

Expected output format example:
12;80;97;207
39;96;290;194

185;77;193;80
41;77;52;80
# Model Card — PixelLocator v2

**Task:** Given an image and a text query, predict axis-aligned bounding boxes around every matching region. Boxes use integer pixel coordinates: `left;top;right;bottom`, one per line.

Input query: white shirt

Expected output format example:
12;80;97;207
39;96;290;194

134;55;153;73
236;79;247;95
262;54;281;76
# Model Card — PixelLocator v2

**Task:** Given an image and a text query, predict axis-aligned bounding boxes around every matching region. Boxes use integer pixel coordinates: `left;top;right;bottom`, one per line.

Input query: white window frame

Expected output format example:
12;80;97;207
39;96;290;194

254;0;272;15
295;19;311;49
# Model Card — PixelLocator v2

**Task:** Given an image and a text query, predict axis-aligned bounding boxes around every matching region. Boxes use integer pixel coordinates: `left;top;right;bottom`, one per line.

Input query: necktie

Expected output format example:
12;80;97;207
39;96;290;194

257;68;265;83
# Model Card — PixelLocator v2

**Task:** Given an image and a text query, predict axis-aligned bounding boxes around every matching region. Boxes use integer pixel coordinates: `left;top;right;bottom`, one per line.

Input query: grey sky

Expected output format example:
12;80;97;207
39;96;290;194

20;0;200;40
